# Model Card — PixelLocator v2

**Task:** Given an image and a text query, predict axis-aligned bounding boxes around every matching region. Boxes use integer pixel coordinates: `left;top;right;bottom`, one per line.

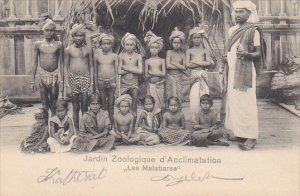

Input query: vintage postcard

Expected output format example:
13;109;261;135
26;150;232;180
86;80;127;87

0;0;299;195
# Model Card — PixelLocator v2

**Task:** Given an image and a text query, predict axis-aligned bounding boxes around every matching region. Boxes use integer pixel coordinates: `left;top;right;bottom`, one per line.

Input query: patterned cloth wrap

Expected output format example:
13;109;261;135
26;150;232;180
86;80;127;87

69;73;90;95
158;127;191;145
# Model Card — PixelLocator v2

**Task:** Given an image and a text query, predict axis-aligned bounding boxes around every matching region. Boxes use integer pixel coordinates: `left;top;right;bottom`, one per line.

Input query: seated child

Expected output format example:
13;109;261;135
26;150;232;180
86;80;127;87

158;96;191;145
110;94;134;144
74;93;115;152
20;108;49;153
191;94;229;147
47;99;77;153
129;95;161;145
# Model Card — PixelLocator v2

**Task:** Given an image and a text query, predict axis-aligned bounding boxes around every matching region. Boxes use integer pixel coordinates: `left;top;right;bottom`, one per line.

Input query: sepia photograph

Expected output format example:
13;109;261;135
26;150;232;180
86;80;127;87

0;0;299;195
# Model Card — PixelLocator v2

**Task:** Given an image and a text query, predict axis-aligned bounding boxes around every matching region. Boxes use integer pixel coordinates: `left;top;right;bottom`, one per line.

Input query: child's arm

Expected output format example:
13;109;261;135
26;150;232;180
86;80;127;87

122;55;143;74
190;50;214;68
65;118;75;142
114;54;119;87
179;113;186;129
33;126;49;149
127;114;135;138
58;42;64;90
137;112;152;131
94;53;98;92
88;48;94;93
161;112;168;128
118;55;127;75
30;42;39;91
49;122;64;144
144;60;150;79
167;51;186;70
113;115;122;137
64;47;70;79
148;60;166;77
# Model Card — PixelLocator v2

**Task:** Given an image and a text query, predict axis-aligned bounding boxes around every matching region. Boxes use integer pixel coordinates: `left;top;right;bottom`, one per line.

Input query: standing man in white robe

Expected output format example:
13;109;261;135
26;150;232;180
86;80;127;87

223;1;265;150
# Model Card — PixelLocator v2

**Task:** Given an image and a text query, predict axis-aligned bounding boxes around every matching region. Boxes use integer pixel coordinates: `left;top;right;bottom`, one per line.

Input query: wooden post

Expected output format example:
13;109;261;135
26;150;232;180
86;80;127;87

9;0;16;19
53;0;63;20
258;0;263;16
24;35;33;75
31;0;39;18
25;0;32;18
264;0;272;17
279;0;287;16
264;32;272;70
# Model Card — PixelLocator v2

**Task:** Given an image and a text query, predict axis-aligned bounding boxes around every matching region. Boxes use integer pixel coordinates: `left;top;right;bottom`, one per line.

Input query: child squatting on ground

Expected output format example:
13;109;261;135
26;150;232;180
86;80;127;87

111;94;135;144
191;94;230;147
73;93;115;152
129;95;161;145
47;99;77;153
20;108;50;153
158;96;191;145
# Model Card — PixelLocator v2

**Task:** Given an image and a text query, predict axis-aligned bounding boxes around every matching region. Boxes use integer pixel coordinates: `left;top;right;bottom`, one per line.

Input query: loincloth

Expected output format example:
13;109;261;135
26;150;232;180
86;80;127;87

120;73;138;94
39;67;59;89
98;76;116;92
69;73;90;95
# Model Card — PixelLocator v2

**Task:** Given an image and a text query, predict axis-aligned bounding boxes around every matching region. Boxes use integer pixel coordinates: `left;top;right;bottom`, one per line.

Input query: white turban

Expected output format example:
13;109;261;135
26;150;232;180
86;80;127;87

232;0;259;23
188;27;205;40
169;27;185;44
115;94;132;107
70;24;86;36
144;31;163;51
98;33;115;44
41;18;56;30
121;32;137;47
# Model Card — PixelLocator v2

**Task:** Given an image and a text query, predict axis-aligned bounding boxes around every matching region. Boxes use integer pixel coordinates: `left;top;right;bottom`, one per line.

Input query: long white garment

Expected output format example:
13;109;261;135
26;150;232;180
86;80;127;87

224;26;260;139
190;70;209;122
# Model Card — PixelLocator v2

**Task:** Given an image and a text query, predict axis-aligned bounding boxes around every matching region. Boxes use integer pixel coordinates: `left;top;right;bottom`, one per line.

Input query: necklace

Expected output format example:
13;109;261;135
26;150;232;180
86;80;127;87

127;52;135;60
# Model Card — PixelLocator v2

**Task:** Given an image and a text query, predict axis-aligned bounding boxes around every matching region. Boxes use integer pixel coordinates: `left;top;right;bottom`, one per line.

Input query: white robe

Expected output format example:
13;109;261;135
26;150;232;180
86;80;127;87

224;25;260;139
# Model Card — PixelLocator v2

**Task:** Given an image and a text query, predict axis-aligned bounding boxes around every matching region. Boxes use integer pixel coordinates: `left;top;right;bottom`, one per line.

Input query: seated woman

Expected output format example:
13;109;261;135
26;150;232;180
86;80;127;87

20;108;49;153
47;99;77;153
158;96;191;145
129;95;161;145
74;93;115;152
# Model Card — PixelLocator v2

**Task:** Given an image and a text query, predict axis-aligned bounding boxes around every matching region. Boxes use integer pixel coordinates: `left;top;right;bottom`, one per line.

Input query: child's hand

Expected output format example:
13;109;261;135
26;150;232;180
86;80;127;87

30;82;36;92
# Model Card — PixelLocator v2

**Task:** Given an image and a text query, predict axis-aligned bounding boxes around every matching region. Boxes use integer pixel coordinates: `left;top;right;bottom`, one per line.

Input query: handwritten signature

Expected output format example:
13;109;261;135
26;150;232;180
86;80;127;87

37;167;107;185
150;171;244;186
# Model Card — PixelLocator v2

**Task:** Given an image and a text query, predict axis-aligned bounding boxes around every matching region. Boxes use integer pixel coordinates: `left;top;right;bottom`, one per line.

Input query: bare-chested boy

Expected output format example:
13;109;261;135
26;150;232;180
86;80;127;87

111;94;134;144
64;24;93;132
118;33;143;115
165;28;186;103
31;19;63;115
144;31;166;111
186;27;214;121
95;33;118;122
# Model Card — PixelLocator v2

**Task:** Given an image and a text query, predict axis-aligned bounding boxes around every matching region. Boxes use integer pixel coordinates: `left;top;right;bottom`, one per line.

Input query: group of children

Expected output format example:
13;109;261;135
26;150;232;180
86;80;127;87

20;19;230;153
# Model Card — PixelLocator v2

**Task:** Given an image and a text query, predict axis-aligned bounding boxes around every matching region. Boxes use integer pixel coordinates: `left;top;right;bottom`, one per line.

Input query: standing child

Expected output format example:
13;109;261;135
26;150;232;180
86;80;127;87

20;108;49;153
158;96;191;145
75;93;115;152
144;31;166;111
191;94;229;147
95;33;118;122
118;33;143;116
186;27;215;121
129;95;161;145
165;28;186;103
111;94;135;144
47;99;77;153
31;19;63;115
64;24;94;132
